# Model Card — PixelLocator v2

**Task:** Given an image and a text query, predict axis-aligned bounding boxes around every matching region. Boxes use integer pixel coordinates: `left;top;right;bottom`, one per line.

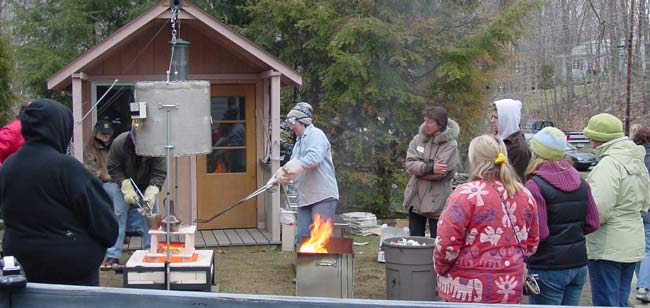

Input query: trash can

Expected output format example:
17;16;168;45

383;236;438;301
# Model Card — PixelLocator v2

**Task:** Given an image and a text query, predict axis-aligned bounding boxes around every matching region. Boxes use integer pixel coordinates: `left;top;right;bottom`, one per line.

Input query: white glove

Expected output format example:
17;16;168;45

121;180;139;205
266;167;287;186
143;185;159;211
276;159;304;185
283;159;304;174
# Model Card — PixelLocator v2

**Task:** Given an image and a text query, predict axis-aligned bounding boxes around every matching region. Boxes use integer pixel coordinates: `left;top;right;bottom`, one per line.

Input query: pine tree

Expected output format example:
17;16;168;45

10;0;156;102
241;0;538;216
0;31;14;124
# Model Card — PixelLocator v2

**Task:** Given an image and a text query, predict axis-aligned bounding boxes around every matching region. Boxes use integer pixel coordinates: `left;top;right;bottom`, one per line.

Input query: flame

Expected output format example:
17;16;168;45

157;241;185;255
298;214;333;253
143;253;198;263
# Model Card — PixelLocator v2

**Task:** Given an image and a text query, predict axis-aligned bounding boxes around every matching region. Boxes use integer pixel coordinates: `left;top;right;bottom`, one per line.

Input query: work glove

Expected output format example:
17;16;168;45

276;159;304;185
266;167;286;188
121;179;139;205
143;185;159;210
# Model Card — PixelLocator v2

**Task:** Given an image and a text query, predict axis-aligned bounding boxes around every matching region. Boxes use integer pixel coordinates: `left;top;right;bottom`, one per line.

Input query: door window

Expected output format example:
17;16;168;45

207;96;246;173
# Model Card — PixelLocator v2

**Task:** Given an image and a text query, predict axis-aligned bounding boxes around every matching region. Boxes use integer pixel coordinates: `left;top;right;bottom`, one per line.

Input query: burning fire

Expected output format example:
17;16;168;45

157;241;185;255
298;214;333;253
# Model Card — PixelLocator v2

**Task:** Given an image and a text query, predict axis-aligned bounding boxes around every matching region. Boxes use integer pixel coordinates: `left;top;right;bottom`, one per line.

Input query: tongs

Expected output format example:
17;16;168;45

194;180;278;223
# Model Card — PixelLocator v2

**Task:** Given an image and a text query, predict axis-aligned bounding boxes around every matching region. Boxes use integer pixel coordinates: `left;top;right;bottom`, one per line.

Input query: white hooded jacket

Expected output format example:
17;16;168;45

494;99;522;141
493;99;531;180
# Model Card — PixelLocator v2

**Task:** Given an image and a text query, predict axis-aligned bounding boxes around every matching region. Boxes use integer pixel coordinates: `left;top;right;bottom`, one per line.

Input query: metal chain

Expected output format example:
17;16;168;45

170;3;179;45
167;3;180;82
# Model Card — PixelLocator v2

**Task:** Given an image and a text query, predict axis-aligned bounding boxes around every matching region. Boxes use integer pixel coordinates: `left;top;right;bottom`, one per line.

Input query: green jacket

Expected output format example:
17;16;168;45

586;137;650;262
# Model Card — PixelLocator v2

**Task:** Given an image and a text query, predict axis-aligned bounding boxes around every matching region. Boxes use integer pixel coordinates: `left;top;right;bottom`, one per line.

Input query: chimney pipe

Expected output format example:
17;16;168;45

169;39;190;81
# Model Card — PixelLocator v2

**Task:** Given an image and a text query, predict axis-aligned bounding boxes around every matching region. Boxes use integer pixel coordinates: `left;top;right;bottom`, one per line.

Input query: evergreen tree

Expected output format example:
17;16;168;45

9;0;538;217
0;31;14;124
241;0;538;217
10;0;156;102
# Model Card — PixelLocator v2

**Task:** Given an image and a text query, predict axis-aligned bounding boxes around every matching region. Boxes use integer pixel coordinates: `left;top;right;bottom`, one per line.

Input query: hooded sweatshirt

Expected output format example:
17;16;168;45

525;160;600;242
494;99;531;181
586;137;650;262
0;99;118;286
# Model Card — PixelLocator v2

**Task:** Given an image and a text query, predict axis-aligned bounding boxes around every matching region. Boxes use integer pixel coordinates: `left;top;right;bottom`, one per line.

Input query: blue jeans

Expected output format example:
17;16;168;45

102;183;143;233
295;199;337;248
126;205;144;233
636;222;650;289
588;259;636;307
528;266;587;305
104;182;158;260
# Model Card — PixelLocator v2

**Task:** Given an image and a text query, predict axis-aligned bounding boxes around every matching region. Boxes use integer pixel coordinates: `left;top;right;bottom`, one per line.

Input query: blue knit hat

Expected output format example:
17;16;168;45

530;127;567;160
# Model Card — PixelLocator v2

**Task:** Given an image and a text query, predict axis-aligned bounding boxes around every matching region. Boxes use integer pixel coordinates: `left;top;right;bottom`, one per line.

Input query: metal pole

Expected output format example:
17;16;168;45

162;104;176;291
175;158;178;211
626;0;636;136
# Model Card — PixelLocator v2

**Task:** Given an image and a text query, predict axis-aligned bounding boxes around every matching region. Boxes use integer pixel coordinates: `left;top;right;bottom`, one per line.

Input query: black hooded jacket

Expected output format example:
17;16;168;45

0;99;118;286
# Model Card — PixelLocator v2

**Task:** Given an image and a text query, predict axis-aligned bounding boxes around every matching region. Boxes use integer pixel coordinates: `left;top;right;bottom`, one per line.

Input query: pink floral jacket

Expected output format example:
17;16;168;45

434;179;540;304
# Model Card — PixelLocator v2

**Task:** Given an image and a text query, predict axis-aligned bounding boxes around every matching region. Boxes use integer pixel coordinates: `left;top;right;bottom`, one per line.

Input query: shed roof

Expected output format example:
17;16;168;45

47;0;302;90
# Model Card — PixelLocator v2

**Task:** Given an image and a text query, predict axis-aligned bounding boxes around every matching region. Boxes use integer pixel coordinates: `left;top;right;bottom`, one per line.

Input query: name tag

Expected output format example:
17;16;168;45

416;146;425;153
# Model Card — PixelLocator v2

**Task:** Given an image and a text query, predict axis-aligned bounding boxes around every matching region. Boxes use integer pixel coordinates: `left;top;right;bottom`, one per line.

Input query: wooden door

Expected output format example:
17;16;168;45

196;84;256;229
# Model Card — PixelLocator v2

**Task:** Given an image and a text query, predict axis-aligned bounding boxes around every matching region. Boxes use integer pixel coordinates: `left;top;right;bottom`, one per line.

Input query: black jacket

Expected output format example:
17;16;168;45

107;131;166;191
0;99;118;286
527;176;589;270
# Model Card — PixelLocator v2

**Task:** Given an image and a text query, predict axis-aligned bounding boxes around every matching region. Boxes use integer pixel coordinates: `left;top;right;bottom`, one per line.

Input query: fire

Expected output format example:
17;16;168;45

298;214;333;253
157;241;185;255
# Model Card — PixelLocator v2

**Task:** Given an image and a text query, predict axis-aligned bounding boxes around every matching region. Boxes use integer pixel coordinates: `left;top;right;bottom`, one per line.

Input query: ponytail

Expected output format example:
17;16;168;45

468;135;524;196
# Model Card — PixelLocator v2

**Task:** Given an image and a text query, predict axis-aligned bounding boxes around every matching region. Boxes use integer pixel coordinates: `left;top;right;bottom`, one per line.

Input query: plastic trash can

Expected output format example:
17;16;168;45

383;236;438;301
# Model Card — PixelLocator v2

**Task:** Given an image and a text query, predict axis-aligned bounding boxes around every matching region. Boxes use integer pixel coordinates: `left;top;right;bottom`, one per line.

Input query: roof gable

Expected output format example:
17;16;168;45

47;0;301;90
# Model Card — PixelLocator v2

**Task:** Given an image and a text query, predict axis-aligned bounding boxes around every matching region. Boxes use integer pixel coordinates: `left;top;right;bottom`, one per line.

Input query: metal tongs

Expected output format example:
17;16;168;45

129;178;154;215
194;179;278;223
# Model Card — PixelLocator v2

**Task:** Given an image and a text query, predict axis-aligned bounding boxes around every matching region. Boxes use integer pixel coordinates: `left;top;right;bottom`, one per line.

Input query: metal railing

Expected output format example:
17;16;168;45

0;283;595;308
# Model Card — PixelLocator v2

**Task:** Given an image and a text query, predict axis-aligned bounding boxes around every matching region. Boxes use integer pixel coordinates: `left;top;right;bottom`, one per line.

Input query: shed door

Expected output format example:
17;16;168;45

196;84;256;230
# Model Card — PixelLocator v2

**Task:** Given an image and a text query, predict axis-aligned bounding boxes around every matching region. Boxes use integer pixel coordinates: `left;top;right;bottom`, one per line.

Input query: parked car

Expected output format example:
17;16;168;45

526;137;596;171
522;120;590;148
565;131;590;148
565;143;596;171
523;120;555;141
523;120;555;133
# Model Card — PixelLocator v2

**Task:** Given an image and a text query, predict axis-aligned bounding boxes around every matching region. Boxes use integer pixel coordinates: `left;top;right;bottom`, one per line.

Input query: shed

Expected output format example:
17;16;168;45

47;0;301;245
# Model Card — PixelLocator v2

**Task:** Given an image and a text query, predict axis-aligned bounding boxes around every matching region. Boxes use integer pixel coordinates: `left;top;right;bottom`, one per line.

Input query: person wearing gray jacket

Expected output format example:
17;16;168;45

403;106;460;238
269;102;339;249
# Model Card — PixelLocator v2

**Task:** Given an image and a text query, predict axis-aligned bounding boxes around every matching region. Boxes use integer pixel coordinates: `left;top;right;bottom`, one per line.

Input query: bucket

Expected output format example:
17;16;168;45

383;236;438;301
145;213;161;230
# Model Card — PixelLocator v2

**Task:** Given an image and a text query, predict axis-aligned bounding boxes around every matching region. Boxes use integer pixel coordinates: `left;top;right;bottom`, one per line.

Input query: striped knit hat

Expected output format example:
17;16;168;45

286;102;313;126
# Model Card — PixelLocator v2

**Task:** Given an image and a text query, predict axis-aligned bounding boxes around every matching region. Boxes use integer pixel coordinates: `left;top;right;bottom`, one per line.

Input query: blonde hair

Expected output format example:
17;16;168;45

468;134;524;196
525;151;569;177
